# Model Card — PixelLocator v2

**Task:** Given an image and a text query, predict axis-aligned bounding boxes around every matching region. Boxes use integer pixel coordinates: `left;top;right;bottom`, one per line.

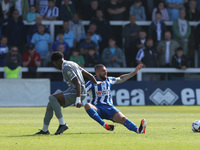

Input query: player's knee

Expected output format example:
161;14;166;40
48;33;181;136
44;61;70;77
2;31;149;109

49;95;56;102
120;117;127;124
84;103;92;110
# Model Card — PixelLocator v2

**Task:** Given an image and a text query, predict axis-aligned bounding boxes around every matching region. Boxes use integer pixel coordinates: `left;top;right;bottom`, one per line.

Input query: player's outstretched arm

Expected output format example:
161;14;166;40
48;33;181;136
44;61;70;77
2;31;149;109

82;70;102;85
115;64;143;84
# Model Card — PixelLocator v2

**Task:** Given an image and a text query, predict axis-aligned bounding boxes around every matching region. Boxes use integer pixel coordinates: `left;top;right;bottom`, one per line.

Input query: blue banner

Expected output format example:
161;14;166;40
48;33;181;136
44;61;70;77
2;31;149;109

51;81;200;105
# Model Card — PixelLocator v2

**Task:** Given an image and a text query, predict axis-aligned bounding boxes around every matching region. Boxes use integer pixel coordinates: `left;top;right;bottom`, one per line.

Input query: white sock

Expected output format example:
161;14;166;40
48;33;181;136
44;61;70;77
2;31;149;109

42;124;49;132
58;117;65;125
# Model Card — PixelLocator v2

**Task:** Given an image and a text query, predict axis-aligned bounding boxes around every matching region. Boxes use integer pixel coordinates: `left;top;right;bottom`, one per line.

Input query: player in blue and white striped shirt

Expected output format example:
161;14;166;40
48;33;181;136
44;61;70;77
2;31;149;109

85;64;147;134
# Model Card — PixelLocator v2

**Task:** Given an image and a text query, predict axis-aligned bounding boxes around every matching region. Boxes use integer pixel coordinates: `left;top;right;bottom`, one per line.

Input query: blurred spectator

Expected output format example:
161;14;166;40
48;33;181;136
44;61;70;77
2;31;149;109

22;44;41;78
27;15;49;44
183;0;189;9
61;20;76;49
118;0;131;20
0;36;9;67
40;0;59;20
136;39;158;67
85;46;100;67
11;0;29;20
148;10;167;46
55;0;63;8
84;0;100;20
105;0;126;20
36;0;48;14
142;0;156;20
56;44;69;60
196;0;200;12
194;22;200;67
101;37;124;67
136;30;147;51
172;9;191;55
157;31;179;67
52;30;70;59
69;13;85;43
79;31;97;57
166;0;184;21
31;24;52;67
185;0;200;21
28;0;37;7
122;14;141;67
59;0;76;21
171;47;187;80
80;23;102;52
129;0;146;21
69;48;85;67
152;1;169;21
27;5;39;22
91;9;112;53
6;9;25;52
3;46;22;78
1;0;12;19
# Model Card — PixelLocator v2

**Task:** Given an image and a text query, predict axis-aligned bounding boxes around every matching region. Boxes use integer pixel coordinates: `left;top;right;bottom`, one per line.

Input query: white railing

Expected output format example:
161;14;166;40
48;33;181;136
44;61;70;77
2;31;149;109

0;67;200;81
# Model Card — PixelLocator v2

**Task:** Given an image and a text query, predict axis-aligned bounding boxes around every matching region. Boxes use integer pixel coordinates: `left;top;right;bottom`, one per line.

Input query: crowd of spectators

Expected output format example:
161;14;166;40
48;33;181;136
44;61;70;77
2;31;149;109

0;0;200;80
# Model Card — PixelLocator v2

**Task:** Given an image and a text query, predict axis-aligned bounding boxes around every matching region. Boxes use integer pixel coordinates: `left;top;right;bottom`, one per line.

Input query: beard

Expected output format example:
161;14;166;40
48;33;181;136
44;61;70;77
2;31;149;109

99;74;107;80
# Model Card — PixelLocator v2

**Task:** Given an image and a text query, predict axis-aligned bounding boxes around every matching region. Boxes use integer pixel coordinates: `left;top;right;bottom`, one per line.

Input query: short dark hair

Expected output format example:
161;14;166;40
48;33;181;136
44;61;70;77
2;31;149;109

176;47;183;52
72;48;80;52
135;0;142;3
57;30;64;35
155;10;162;15
51;52;64;62
94;64;105;72
88;46;96;51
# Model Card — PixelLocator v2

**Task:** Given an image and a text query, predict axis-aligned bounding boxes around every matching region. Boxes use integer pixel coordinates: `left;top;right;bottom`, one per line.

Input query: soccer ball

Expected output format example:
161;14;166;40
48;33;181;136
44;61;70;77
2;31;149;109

192;120;200;132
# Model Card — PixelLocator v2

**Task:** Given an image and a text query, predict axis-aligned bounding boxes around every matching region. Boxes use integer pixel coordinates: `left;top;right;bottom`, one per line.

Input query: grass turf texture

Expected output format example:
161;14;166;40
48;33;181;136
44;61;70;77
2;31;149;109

0;106;200;150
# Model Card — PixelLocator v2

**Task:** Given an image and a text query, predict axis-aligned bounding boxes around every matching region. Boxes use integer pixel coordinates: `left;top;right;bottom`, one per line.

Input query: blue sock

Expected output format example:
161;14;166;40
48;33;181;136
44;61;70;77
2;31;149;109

86;108;105;126
124;119;138;133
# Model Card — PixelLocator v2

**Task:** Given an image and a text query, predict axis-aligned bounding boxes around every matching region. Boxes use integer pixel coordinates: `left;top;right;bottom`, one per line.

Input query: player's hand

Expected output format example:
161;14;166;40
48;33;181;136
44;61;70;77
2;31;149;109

95;81;103;85
76;102;82;108
134;64;143;74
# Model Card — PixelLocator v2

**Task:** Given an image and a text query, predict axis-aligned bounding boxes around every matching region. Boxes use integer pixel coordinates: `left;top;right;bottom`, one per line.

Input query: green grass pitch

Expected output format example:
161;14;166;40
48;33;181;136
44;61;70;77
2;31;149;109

0;106;200;150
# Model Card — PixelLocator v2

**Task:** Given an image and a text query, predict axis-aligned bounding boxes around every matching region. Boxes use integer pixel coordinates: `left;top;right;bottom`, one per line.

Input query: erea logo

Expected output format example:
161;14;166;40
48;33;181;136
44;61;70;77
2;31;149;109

149;88;179;105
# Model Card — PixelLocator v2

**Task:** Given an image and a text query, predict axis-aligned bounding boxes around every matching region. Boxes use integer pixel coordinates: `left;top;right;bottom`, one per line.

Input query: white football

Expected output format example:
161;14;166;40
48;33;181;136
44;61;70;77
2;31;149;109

192;120;200;132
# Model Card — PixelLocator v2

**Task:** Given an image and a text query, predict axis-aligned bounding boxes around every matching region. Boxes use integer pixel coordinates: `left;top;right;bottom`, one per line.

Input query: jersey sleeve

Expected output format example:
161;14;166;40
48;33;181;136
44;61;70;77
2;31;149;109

62;65;77;81
108;77;117;85
85;80;93;92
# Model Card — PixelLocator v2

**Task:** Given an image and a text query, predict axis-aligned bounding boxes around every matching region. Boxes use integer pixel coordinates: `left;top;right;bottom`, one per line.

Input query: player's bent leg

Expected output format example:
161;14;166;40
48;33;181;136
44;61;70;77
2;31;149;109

49;94;68;135
85;103;105;126
35;102;53;135
84;103;114;131
113;112;138;133
84;103;97;112
112;112;127;124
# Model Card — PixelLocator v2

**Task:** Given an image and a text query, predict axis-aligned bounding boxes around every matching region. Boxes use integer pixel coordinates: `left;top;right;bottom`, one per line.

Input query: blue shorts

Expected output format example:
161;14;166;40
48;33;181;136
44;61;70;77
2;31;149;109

96;104;120;121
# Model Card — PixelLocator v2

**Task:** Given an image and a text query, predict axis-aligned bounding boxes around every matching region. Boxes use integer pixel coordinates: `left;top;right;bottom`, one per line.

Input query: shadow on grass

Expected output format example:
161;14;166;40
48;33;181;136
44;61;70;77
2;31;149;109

1;132;114;138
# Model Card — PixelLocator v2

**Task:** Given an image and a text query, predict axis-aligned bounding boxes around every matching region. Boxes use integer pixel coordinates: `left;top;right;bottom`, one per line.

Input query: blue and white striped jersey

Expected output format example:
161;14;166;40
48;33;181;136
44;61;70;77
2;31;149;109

85;77;117;106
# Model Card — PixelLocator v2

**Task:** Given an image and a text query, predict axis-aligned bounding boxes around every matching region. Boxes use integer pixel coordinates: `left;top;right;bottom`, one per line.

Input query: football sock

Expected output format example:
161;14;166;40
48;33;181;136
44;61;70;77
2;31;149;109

42;124;49;132
58;117;65;125
86;108;105;126
123;119;138;133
